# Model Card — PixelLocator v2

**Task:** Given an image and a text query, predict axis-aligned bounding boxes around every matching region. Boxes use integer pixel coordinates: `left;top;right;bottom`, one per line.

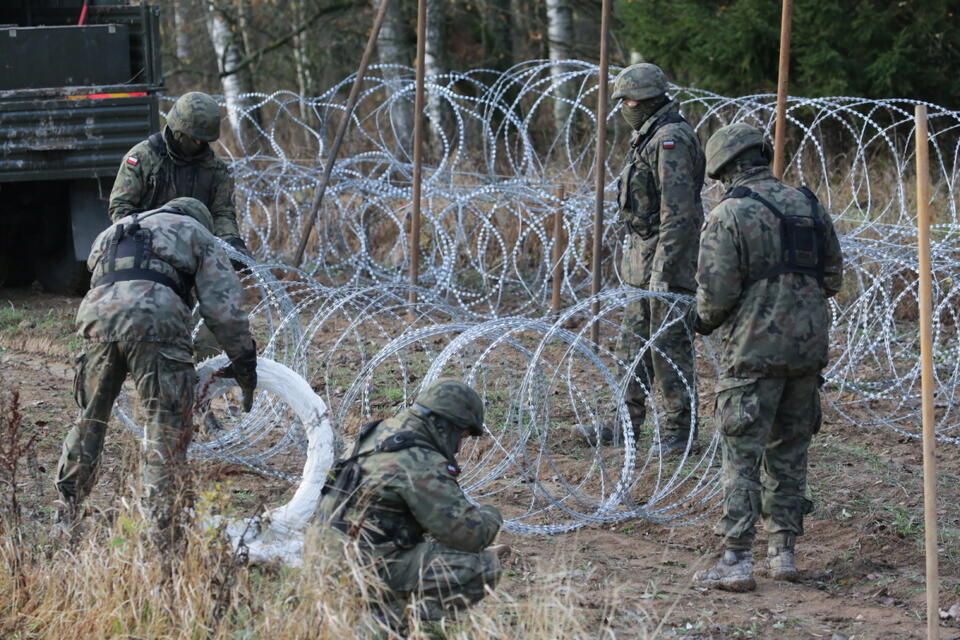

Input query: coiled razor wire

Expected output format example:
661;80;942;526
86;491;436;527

114;60;960;533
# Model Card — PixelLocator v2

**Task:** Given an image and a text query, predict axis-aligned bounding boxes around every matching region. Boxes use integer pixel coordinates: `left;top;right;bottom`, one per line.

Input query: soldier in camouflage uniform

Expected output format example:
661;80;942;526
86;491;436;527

55;197;258;546
108;92;250;257
580;63;705;454
315;379;503;628
689;124;843;591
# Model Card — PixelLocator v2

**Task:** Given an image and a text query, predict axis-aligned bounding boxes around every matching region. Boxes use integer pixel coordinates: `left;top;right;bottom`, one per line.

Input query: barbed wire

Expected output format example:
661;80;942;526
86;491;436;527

132;60;960;534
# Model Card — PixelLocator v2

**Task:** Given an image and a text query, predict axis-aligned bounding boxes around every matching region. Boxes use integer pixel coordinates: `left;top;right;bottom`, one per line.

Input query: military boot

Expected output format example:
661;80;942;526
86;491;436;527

692;549;755;592
53;498;83;539
757;534;799;581
572;422;615;447
658;433;701;457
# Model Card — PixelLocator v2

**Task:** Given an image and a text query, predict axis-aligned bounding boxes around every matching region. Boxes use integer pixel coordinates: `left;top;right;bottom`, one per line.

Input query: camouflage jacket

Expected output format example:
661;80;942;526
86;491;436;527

317;409;502;557
617;100;705;291
76;209;253;362
108;126;241;241
695;167;844;386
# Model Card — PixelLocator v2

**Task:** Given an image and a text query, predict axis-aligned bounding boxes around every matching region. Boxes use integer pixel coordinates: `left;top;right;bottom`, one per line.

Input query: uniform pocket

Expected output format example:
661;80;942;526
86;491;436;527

72;353;88;409
716;383;758;438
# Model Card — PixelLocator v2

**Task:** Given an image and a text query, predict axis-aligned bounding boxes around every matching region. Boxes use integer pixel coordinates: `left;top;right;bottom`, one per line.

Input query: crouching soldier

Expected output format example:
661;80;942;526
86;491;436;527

690;124;843;591
55;197;258;547
316;379;503;628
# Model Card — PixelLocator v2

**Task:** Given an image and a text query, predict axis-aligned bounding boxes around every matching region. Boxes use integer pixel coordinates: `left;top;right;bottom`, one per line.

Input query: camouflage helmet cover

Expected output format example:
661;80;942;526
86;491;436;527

705;123;773;179
163;197;214;232
612;63;669;101
415;378;485;436
166;92;221;142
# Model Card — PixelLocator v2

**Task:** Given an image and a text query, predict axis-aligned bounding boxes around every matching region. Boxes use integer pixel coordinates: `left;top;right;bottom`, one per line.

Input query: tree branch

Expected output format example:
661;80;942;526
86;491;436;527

217;1;357;79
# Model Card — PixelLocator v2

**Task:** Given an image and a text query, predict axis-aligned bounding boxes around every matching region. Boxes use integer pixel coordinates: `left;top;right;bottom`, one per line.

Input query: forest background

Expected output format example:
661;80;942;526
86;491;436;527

170;0;960;112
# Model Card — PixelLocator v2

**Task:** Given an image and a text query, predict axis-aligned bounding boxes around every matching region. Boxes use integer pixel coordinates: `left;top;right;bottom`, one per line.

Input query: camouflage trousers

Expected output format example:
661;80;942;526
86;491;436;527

615;293;697;437
380;541;501;624
715;375;821;550
55;340;197;540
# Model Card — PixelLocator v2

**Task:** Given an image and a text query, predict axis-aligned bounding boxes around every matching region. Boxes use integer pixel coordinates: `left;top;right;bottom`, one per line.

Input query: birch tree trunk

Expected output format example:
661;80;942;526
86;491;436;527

546;0;574;132
376;0;414;155
291;0;315;142
173;0;190;61
424;0;446;153
206;0;261;151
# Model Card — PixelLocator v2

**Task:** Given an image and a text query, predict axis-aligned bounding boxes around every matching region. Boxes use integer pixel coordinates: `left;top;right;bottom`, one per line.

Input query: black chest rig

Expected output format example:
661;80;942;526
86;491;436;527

723;185;827;287
143;132;217;212
617;111;687;239
91;211;193;302
320;419;456;544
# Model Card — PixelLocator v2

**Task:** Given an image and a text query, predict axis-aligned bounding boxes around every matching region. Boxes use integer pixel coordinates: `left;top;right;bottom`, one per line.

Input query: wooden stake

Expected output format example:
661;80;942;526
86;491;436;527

772;0;792;179
590;0;611;345
916;104;940;640
551;185;566;314
293;0;392;267
407;0;427;307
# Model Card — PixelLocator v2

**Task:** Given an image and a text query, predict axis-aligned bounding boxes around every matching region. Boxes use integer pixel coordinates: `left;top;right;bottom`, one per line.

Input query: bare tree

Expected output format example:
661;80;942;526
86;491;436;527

173;0;191;61
424;0;447;152
205;0;262;149
546;0;574;131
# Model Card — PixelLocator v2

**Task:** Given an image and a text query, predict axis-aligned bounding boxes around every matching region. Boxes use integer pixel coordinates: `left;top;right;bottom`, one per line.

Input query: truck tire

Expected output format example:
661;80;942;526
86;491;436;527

35;243;90;295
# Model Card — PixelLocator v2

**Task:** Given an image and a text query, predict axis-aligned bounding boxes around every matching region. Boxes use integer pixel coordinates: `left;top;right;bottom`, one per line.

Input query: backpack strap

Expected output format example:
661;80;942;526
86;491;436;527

147;131;167;157
632;111;687;154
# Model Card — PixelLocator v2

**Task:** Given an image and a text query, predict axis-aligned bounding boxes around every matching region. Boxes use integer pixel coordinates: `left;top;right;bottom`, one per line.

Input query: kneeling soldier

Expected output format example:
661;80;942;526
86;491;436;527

55;197;257;547
316;378;503;627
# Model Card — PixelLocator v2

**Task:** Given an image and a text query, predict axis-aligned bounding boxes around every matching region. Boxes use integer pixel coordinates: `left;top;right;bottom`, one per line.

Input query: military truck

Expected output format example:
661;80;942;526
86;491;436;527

0;0;162;292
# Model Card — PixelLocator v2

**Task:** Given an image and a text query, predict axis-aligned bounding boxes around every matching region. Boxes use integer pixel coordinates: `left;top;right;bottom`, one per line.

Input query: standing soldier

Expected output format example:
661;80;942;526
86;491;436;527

108;91;252;261
690;124;843;591
316;378;503;629
55;197;258;547
579;63;705;454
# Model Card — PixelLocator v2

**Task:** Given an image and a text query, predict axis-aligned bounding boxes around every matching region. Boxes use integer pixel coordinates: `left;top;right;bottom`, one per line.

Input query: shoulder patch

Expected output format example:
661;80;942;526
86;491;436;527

126;156;139;166
446;463;460;477
662;140;675;149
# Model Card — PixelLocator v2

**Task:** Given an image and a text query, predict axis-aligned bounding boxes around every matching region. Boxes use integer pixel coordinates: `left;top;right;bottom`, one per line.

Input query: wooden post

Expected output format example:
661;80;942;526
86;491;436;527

293;0;392;267
916;104;940;640
772;0;792;180
590;0;611;344
551;185;565;314
407;0;427;306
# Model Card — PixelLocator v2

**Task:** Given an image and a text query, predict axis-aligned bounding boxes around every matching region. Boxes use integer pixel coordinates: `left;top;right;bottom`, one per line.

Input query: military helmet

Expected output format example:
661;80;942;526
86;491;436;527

705;123;773;179
163;197;214;232
415;378;485;436
166;92;221;142
612;63;669;101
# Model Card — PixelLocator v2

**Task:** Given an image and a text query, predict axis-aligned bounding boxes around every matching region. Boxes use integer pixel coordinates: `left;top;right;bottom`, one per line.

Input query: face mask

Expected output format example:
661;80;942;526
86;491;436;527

620;97;666;131
173;130;204;155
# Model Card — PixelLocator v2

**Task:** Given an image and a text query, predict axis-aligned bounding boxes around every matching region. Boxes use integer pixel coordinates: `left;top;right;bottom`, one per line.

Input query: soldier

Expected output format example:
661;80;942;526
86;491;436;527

55;197;257;547
316;378;503;628
690;124;843;591
108;91;252;261
578;63;705;454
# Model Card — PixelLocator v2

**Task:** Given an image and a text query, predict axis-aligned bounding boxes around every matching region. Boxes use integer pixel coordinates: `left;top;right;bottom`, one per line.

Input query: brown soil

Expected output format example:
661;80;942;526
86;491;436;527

3;287;960;639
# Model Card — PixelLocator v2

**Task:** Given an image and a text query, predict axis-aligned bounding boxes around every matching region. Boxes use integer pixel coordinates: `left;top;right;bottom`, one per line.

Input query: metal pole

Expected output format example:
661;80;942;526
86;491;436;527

915;104;940;640
293;0;392;267
772;0;792;179
407;0;427;306
551;185;565;314
590;0;611;345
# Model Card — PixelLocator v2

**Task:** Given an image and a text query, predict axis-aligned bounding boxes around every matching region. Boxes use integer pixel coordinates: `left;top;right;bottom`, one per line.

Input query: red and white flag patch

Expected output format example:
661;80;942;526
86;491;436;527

446;464;460;477
662;140;675;149
126;156;139;166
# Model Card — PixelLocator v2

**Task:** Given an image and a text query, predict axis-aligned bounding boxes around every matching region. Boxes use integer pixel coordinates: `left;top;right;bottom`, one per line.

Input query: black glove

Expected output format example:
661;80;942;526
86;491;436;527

223;341;258;412
226;236;254;272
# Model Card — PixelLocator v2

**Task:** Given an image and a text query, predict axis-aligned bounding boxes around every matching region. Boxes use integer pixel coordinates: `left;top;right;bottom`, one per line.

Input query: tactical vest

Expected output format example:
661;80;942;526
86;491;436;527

617;111;687;239
91;209;194;303
320;418;457;545
142;132;217;211
722;185;827;287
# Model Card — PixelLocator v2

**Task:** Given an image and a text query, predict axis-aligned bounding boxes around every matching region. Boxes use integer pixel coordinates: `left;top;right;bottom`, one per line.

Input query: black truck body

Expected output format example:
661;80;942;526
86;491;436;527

0;0;162;292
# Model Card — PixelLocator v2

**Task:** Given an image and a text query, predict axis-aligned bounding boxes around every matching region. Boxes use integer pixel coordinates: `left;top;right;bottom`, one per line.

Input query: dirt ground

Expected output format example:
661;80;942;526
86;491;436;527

3;288;960;639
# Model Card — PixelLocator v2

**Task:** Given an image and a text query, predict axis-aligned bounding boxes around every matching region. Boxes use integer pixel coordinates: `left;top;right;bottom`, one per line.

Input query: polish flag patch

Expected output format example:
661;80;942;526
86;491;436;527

662;140;676;149
126;156;139;166
446;464;460;477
